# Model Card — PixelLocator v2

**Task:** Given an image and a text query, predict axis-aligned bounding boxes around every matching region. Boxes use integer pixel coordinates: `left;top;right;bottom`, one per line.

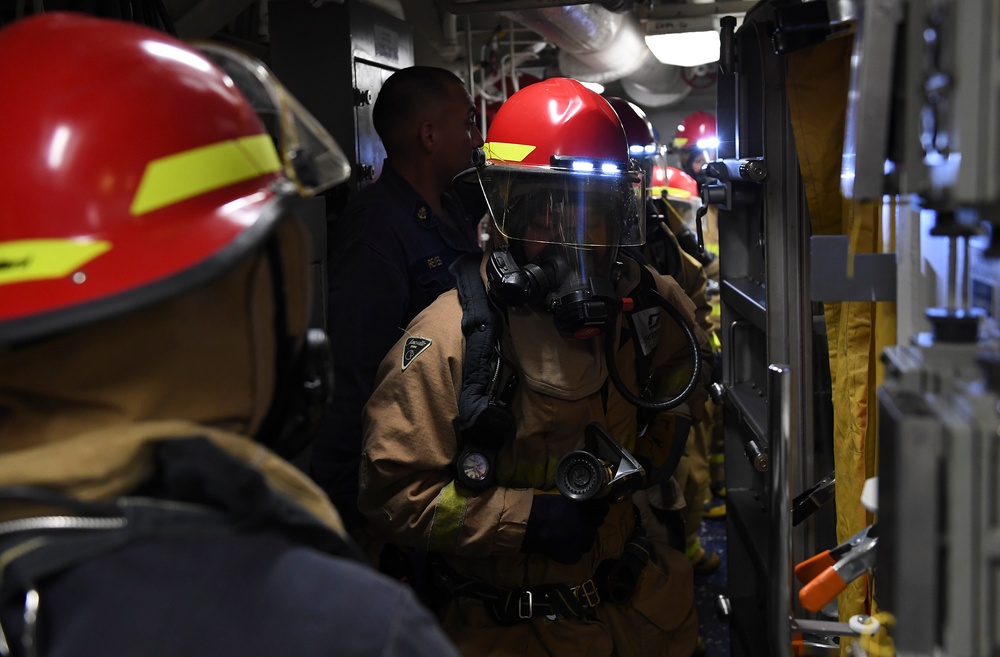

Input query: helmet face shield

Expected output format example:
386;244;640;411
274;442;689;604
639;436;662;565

479;164;645;251
195;43;352;196
664;196;702;229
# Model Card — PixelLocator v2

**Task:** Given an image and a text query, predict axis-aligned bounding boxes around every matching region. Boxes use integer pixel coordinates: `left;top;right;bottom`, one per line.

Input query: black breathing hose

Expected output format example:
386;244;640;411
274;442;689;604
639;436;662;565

603;289;702;413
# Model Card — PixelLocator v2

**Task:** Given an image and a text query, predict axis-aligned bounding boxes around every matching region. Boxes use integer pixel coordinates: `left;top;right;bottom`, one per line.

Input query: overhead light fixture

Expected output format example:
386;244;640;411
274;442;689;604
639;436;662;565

644;30;720;67
643;17;721;67
577;80;605;95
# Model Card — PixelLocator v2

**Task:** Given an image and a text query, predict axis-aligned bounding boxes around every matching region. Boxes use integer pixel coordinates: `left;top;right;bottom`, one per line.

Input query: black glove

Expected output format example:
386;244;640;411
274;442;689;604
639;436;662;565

521;493;610;565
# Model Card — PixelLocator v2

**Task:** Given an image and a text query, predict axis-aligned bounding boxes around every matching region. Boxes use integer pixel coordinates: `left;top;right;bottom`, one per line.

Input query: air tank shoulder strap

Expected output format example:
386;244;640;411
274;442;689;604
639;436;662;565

448;253;517;490
450;252;502;435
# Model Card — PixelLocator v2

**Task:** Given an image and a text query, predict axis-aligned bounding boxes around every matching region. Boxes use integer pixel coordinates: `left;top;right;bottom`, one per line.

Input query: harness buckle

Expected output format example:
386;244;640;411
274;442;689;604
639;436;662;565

573;578;601;608
517;590;533;619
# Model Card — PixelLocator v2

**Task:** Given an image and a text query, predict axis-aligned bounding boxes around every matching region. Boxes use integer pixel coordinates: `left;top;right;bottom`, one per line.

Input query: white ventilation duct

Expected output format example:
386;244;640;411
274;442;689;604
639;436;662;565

501;5;645;82
620;49;693;108
500;4;692;108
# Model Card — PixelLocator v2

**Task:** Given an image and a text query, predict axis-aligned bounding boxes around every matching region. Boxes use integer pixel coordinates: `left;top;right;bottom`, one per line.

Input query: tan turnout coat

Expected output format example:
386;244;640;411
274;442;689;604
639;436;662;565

359;255;711;657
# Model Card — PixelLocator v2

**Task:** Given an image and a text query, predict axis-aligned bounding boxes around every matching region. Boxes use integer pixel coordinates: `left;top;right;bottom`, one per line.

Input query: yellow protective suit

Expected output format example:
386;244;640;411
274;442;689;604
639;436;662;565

785;33;895;652
359;254;711;657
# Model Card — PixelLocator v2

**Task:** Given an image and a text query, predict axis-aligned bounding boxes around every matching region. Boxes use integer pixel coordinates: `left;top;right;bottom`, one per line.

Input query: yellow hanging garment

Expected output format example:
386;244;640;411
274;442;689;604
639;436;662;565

785;33;897;656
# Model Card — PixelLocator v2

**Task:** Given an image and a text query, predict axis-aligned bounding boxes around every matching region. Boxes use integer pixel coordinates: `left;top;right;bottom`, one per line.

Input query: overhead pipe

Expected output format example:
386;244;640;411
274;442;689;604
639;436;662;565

500;3;692;108
502;5;646;81
437;0;593;13
439;14;463;62
619;49;693;108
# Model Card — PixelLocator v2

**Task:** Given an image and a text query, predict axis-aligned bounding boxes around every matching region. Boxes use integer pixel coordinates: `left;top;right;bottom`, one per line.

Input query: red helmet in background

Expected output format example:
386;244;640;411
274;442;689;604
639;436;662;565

673;111;717;183
0;13;349;344
604;96;657;160
673;110;717;150
649;164;700;199
663;167;700;199
656;167;702;229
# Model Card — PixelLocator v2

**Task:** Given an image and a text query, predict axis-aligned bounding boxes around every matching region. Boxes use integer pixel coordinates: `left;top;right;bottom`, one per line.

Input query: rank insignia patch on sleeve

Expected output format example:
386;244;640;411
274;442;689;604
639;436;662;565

401;336;432;370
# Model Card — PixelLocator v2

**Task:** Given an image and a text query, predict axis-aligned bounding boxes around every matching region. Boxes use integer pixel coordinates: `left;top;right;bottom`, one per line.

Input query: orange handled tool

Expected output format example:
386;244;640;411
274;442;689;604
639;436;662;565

796;524;877;613
794;550;836;585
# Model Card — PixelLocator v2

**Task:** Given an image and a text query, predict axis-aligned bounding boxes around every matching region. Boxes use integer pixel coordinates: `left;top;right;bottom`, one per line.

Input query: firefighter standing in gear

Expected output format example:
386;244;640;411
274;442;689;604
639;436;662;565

358;78;712;657
672;111;726;515
672;111;718;189
605;97;721;574
649;166;724;521
0;14;461;657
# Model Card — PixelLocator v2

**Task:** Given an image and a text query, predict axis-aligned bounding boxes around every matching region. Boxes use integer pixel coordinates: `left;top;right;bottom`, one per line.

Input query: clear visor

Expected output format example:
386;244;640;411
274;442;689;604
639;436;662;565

661;195;702;230
195;43;352;196
478;164;645;249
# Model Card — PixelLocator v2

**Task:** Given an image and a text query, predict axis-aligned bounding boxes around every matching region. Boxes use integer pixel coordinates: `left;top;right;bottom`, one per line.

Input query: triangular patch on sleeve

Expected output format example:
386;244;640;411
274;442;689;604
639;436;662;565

401;336;432;370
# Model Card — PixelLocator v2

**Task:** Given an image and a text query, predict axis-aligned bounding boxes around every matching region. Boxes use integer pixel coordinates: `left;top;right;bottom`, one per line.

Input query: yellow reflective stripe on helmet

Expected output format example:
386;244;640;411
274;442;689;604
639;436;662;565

484;141;536;163
427;481;469;552
130;134;281;216
649;185;694;200
0;239;111;285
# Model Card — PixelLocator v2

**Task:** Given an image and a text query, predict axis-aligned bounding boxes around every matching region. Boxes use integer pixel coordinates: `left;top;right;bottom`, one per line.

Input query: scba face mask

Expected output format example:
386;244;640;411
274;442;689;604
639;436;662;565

476;77;645;339
481;164;644;339
486;239;618;340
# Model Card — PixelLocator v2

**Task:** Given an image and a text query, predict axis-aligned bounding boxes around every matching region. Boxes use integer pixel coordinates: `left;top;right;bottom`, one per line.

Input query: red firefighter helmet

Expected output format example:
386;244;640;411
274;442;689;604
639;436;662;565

673;110;718;150
479;77;645;262
0;13;349;344
649;163;700;198
658;166;703;228
604;96;657;159
664;166;700;199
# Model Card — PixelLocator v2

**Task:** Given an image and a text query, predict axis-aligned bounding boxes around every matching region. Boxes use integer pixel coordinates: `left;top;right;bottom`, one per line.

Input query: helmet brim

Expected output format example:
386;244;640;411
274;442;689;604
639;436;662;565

0;186;294;346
